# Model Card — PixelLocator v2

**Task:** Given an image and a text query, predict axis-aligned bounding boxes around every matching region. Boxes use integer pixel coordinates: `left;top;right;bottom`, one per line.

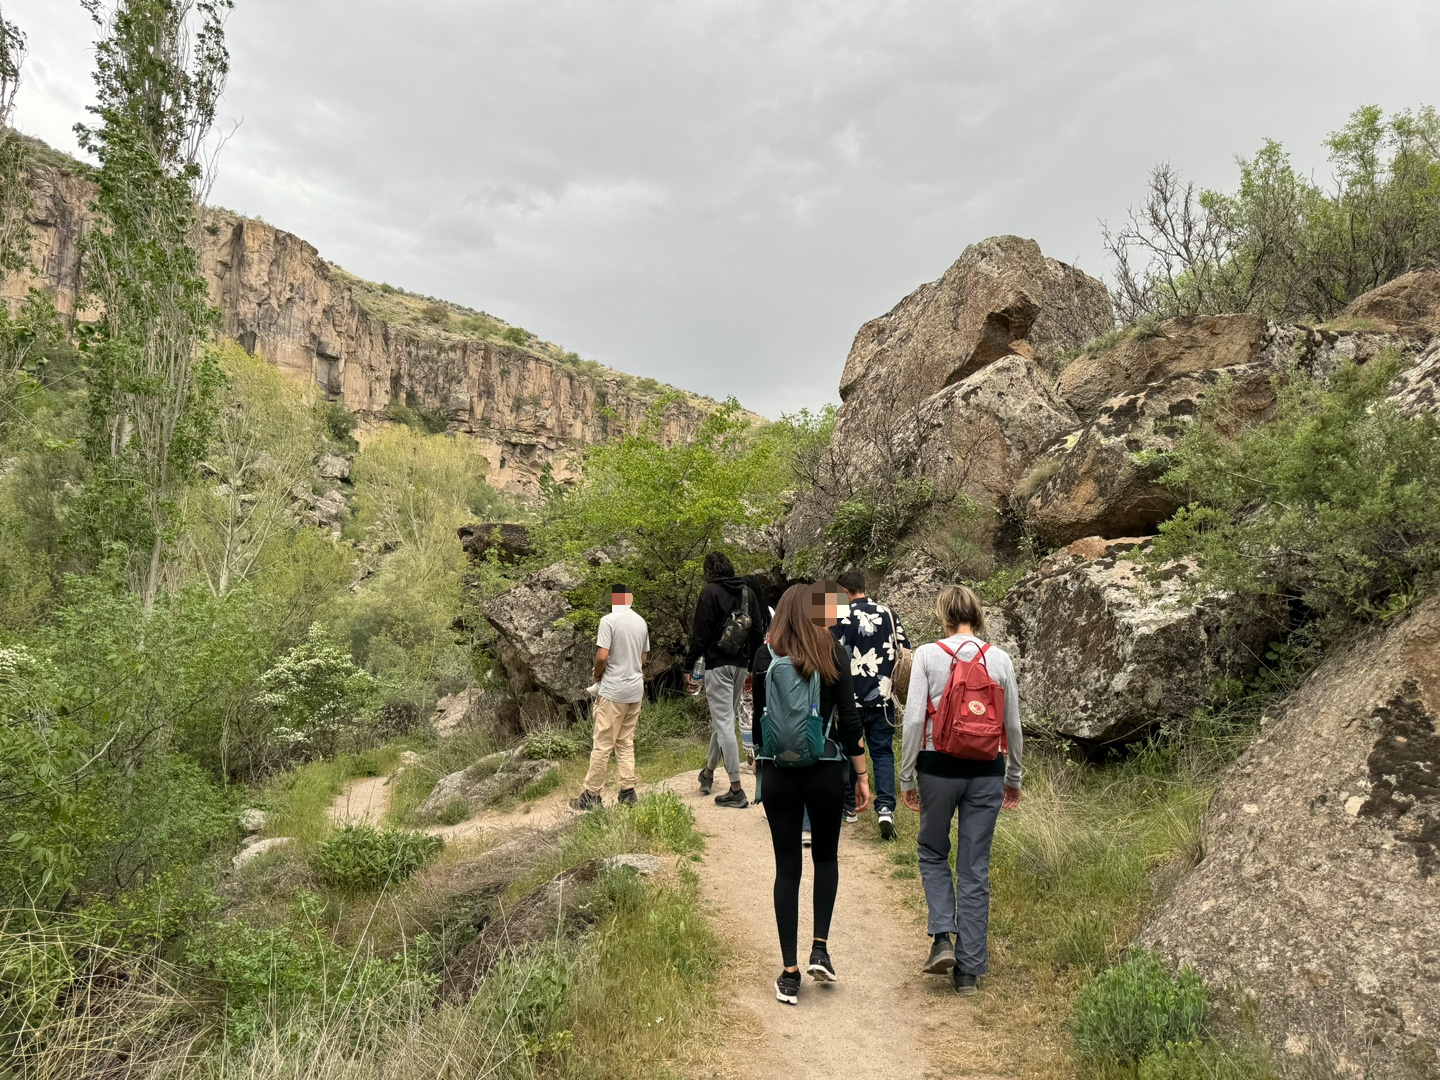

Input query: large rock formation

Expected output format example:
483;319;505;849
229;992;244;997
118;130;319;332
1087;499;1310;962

1141;594;1440;1078
6;147;713;494
838;235;1113;419
1001;538;1275;742
1024;362;1281;546
481;562;594;728
786;237;1112;566
1389;339;1440;420
1056;314;1267;420
1338;268;1440;341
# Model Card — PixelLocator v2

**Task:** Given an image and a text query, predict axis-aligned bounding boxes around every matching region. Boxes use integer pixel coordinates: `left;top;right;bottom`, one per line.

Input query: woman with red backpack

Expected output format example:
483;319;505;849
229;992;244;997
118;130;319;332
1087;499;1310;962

899;584;1022;995
751;583;870;1006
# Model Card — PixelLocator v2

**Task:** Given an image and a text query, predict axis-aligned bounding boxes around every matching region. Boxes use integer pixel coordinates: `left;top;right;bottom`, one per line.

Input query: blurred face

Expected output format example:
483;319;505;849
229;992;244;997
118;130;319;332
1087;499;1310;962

810;590;840;627
611;590;633;607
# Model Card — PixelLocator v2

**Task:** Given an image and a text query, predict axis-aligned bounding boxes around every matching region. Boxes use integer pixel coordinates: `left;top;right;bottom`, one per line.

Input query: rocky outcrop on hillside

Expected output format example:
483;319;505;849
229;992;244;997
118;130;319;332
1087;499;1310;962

1141;594;1440;1078
1056;314;1267;420
786;236;1112;566
1024;362;1281;546
1000;538;1274;742
481;562;593;730
1337;268;1440;340
6;152;712;494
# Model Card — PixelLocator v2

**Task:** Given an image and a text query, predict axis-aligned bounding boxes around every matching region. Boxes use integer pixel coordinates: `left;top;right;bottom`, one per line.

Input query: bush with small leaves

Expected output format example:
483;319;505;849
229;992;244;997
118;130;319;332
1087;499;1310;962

310;825;442;894
1073;949;1208;1065
523;729;582;760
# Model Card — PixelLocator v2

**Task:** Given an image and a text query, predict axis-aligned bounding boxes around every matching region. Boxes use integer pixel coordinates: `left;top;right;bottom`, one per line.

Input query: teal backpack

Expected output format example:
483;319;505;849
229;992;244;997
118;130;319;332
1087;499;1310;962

756;656;843;769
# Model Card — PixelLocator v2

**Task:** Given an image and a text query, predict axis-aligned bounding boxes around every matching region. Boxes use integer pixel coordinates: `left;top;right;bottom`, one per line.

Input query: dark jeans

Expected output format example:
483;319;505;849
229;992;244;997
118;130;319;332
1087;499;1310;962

759;760;844;968
847;707;897;814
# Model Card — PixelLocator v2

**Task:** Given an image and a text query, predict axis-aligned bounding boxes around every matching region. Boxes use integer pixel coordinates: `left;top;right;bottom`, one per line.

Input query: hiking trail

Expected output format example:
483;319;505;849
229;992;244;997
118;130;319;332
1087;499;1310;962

660;771;1006;1080
326;768;1006;1077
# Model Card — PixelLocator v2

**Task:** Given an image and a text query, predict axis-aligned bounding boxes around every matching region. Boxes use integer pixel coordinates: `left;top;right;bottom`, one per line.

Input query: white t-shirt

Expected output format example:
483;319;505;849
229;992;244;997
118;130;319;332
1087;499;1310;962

597;605;650;704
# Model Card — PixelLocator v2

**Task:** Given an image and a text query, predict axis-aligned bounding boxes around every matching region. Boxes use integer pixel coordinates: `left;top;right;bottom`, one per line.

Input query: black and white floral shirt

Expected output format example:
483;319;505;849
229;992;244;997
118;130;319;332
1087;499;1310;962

831;597;912;712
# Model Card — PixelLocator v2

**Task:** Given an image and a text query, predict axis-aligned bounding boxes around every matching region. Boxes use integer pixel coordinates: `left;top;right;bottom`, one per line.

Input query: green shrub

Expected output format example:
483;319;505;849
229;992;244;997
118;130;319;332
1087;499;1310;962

524;729;583;760
436;798;471;826
1155;355;1440;636
1074;949;1208;1065
502;326;530;346
314;399;358;450
1138;1040;1278;1080
310;825;443;894
629;791;703;856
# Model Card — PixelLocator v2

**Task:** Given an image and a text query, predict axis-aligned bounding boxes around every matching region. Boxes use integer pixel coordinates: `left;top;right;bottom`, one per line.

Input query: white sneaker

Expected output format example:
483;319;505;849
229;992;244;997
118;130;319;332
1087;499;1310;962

843;810;858;825
801;830;812;848
878;811;896;840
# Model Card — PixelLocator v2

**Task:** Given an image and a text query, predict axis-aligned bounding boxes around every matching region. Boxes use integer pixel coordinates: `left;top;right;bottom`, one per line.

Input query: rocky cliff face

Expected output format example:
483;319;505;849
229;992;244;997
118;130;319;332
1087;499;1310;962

5;149;713;494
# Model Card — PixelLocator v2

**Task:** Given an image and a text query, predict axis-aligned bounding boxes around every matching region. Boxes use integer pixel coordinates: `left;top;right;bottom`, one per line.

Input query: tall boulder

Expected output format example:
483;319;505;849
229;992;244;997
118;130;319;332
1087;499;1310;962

1056;314;1267;421
1001;538;1275;742
838;235;1113;421
1389;339;1440;420
481;562;592;728
786;237;1111;566
1140;594;1440;1078
1337;268;1440;341
1024;363;1280;546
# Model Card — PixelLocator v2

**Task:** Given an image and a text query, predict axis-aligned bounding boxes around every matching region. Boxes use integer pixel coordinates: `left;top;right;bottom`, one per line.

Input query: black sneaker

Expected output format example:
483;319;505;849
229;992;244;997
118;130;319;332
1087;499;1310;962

923;933;956;975
714;788;749;809
568;791;603;812
806;942;837;982
775;969;801;1005
878;810;896;840
953;971;979;996
617;788;638;808
697;769;714;796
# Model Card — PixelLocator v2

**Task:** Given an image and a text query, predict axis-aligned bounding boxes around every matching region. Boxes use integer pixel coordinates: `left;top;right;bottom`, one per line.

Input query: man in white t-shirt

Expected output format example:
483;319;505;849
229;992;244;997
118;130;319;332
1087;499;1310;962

571;585;650;811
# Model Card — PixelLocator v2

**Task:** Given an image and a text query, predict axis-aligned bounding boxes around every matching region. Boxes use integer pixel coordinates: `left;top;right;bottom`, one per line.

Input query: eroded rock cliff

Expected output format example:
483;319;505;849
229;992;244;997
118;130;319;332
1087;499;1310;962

5;145;715;494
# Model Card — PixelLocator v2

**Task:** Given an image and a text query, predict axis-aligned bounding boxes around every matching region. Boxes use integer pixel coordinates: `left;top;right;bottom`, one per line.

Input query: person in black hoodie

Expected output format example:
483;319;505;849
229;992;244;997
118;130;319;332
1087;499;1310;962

752;582;869;1005
683;552;765;807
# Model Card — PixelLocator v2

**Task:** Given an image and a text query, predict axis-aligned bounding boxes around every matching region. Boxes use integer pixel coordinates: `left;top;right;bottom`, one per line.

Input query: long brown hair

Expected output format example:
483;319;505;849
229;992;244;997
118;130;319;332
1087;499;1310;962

768;583;838;681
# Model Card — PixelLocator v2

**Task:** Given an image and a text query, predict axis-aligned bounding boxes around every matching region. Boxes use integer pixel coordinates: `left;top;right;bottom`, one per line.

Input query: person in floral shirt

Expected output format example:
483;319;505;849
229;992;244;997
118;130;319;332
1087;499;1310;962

832;568;911;838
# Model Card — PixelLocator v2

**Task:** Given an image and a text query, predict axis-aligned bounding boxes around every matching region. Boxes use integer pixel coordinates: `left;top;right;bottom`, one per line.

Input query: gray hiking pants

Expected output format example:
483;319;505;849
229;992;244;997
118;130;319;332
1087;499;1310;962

916;772;1005;975
704;663;746;784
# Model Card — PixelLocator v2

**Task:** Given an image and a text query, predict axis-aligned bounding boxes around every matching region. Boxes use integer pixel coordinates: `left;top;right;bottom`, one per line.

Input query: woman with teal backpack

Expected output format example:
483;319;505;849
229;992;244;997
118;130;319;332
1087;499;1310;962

751;583;870;1006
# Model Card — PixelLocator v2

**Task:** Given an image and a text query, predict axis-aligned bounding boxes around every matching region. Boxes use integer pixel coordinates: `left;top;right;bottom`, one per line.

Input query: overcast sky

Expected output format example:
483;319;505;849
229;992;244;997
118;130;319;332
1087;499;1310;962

7;1;1440;417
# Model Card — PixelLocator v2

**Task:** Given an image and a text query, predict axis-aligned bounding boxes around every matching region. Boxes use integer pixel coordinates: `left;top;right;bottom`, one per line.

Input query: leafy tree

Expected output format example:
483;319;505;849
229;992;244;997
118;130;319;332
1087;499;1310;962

180;342;325;595
75;0;233;611
1153;354;1440;636
1108;105;1440;323
536;398;794;649
258;624;377;759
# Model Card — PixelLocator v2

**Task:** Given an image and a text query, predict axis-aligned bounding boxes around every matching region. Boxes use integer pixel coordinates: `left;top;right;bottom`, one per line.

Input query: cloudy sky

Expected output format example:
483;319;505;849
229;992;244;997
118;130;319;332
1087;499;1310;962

8;1;1440;416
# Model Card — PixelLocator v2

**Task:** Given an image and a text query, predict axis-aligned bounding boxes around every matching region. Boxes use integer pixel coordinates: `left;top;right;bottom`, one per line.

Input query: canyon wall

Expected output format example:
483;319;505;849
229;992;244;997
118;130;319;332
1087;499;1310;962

6;147;712;493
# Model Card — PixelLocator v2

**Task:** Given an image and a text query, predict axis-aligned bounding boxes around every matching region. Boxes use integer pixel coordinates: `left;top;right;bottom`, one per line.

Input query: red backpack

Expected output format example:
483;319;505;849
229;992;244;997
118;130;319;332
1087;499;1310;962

926;641;1006;761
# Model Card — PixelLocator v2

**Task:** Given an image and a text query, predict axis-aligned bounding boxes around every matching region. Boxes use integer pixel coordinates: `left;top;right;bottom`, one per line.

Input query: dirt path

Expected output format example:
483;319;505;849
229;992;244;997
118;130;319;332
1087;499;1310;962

326;773;394;825
662;771;1004;1080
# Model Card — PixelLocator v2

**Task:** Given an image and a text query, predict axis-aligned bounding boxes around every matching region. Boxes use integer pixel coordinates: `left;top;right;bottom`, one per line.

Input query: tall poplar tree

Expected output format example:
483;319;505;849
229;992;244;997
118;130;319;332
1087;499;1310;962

76;0;232;610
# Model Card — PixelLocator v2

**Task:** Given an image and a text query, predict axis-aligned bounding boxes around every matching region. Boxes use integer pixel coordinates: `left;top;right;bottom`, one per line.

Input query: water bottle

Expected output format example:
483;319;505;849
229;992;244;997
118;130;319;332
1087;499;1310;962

689;660;705;696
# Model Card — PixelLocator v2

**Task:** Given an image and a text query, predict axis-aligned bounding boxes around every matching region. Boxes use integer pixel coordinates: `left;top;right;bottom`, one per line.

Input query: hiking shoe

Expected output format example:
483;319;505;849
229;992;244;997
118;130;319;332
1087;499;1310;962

775;969;801;1005
953;971;979;996
878;811;896;840
801;829;812;848
714;788;749;809
697;769;714;796
569;791;603;812
617;787;638;808
923;933;956;975
843;809;858;825
806;942;837;982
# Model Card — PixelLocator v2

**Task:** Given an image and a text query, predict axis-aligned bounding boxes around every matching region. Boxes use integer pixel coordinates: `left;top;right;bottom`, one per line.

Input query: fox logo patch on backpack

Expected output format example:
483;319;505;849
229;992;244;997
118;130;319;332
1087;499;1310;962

756;656;841;769
926;641;1006;761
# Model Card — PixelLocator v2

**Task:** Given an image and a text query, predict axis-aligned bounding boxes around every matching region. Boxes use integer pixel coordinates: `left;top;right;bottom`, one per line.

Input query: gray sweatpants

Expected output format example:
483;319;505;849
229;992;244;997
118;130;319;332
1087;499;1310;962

916;772;1005;975
704;663;746;783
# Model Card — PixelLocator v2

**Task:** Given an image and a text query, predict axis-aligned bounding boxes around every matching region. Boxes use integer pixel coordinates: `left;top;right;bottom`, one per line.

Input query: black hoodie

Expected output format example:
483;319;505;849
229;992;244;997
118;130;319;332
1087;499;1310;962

684;576;766;671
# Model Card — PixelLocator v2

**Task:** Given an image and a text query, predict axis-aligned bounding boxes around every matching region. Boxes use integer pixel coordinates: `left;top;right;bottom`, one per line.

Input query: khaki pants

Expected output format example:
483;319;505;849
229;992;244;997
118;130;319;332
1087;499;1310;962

583;696;641;795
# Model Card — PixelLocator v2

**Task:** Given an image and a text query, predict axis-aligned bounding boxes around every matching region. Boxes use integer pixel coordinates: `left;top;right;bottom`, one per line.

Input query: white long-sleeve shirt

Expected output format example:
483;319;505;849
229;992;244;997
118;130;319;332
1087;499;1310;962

898;633;1023;792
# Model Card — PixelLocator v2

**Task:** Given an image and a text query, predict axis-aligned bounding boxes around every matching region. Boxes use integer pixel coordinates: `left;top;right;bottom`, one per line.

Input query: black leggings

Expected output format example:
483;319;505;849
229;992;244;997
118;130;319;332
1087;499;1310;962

759;760;844;967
